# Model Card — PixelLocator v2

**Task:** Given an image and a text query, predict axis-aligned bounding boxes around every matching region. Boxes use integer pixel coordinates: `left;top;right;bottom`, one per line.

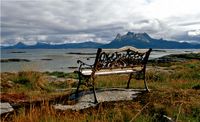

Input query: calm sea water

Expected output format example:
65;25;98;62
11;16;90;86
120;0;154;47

1;49;200;73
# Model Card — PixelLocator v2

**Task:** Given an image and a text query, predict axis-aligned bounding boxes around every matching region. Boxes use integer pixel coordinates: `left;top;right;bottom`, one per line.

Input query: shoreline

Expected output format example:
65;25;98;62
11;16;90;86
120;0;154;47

1;52;200;73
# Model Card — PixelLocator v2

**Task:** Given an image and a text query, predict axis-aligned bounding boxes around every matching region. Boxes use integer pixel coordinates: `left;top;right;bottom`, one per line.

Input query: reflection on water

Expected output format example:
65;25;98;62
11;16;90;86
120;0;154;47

1;49;200;72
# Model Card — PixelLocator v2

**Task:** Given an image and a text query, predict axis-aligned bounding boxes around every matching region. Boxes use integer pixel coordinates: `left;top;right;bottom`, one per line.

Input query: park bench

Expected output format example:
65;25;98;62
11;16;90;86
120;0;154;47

75;46;152;103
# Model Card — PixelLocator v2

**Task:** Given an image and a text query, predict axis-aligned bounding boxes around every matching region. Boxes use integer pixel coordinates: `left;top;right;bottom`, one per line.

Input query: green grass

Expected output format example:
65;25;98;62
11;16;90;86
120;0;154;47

45;71;78;78
45;71;68;78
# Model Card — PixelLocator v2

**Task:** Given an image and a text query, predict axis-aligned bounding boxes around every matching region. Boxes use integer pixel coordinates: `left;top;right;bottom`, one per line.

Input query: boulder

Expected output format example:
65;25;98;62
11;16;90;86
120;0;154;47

0;102;14;115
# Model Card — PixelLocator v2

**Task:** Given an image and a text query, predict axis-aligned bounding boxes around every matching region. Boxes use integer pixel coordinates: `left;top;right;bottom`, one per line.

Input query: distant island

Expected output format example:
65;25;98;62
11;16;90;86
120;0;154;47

2;32;200;49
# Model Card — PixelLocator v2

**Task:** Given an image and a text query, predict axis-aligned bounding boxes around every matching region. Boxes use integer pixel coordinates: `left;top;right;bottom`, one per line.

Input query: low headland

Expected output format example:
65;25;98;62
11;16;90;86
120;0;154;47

1;52;200;121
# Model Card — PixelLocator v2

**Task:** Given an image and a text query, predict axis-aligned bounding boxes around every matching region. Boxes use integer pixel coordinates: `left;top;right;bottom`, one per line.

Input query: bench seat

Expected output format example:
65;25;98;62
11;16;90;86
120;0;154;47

81;67;143;76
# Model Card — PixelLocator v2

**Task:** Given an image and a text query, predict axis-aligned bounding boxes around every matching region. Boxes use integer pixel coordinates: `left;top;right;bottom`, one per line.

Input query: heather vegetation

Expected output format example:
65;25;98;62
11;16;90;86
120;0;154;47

1;53;200;122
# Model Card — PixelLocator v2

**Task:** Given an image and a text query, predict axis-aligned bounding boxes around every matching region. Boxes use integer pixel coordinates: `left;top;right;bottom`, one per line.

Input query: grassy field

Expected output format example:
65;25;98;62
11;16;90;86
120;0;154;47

1;53;200;122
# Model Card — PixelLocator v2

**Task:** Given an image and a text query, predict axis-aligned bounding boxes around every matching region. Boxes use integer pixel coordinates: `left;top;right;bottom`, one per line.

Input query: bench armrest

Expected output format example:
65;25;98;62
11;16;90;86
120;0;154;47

77;60;93;69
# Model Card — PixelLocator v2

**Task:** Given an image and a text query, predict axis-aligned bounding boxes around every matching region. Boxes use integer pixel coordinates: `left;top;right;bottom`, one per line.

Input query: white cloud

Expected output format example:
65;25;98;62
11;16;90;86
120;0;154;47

1;0;200;45
126;19;164;31
188;30;200;36
37;35;48;41
142;0;200;19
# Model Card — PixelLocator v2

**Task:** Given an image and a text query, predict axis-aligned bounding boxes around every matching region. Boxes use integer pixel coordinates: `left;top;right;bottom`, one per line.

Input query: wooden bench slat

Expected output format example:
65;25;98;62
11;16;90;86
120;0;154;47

81;67;143;76
102;46;148;53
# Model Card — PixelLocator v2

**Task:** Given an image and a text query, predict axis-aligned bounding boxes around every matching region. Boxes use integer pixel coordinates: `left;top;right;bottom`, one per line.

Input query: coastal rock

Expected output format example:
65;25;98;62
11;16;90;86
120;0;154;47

1;80;14;88
41;58;53;61
43;76;57;83
150;53;200;63
0;58;30;63
46;76;66;83
53;88;143;111
0;102;14;115
45;75;78;84
10;51;26;53
66;78;78;84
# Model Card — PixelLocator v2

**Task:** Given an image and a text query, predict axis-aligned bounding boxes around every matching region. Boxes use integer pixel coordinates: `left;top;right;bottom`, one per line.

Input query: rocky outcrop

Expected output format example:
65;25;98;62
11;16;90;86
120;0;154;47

0;102;14;115
0;58;30;62
149;52;200;63
53;88;143;111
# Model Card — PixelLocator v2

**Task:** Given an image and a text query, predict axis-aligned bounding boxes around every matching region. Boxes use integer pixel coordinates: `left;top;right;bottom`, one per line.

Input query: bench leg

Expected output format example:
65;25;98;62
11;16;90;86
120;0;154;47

144;75;149;92
126;73;132;89
75;82;80;97
92;85;98;104
75;74;82;97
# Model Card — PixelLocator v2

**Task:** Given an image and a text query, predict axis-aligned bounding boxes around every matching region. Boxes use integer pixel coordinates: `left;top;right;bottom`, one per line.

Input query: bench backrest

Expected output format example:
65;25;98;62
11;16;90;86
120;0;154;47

93;46;152;72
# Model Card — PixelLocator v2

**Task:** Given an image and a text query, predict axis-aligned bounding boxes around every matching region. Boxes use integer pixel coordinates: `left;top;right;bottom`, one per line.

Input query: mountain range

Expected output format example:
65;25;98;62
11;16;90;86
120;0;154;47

3;41;103;49
2;32;200;49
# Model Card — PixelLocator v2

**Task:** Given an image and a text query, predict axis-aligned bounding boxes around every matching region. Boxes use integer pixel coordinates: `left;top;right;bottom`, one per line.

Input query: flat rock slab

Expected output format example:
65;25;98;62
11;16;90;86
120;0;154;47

54;88;144;111
0;102;14;115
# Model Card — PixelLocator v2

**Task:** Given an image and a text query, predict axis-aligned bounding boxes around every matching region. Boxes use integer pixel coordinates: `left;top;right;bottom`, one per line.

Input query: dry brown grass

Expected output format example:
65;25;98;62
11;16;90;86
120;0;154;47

0;71;72;103
3;88;199;122
1;59;200;122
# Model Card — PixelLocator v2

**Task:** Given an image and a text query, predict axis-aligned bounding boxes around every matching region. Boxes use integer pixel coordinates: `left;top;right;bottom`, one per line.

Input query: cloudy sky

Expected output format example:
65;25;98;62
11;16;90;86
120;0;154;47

1;0;200;45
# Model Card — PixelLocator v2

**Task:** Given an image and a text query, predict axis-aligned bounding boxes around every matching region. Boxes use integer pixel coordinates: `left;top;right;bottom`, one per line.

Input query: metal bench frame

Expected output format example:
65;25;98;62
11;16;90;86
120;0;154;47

75;46;152;103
